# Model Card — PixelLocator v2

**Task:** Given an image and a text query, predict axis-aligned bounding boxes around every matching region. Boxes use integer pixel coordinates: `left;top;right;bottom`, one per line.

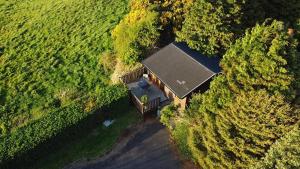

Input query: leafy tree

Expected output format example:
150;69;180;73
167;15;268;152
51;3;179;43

127;0;193;44
170;20;300;169
186;90;299;168
176;0;238;56
221;20;300;98
252;123;300;169
261;0;300;27
176;0;300;56
112;5;160;65
155;0;194;32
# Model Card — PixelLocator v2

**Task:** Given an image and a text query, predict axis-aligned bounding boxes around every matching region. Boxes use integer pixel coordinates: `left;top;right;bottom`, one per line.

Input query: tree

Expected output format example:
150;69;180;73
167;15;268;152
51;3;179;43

176;0;238;56
186;90;299;168
112;7;160;65
221;20;300;98
155;0;194;32
170;20;300;169
252;123;300;169
176;0;300;56
261;0;300;27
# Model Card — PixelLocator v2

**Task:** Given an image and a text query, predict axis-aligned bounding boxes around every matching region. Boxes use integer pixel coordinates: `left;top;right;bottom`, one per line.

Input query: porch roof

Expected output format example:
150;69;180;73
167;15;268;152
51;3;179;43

142;42;221;99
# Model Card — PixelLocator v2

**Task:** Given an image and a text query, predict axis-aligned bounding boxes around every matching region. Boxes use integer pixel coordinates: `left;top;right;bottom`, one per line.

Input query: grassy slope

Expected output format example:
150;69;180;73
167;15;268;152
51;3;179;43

30;102;141;169
0;0;128;131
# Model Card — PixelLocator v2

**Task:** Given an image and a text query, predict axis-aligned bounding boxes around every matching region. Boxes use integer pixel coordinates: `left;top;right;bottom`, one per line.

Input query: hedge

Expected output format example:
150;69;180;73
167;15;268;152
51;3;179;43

0;85;128;167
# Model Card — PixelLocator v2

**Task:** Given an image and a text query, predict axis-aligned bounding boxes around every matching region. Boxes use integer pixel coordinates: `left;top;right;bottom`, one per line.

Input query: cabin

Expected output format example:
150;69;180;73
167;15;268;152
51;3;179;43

120;42;221;114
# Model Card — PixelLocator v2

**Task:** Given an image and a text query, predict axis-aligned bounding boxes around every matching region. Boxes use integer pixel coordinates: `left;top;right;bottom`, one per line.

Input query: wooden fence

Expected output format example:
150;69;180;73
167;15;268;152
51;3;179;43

119;67;145;84
130;94;160;114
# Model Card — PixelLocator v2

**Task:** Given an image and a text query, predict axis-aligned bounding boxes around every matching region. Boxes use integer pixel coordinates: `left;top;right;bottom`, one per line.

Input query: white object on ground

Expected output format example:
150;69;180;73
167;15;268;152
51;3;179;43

103;120;115;127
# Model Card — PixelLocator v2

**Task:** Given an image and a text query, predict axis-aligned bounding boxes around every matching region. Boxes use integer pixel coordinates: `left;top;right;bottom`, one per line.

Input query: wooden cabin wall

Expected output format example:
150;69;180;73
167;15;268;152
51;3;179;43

147;70;187;110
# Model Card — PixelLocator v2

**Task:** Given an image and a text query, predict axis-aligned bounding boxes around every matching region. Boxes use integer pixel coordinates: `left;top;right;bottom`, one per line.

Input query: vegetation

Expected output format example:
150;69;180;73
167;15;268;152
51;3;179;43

160;104;177;129
221;20;300;98
112;2;160;65
176;0;300;56
162;20;300;168
30;102;140;169
2;0;300;168
0;0;129;165
141;95;149;104
149;0;194;33
0;86;128;167
176;0;242;56
99;52;117;74
251;123;300;169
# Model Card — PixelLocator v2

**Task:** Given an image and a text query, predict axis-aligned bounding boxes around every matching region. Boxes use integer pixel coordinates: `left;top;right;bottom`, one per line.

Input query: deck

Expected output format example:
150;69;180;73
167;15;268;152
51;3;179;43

127;78;168;114
120;67;169;114
127;79;168;103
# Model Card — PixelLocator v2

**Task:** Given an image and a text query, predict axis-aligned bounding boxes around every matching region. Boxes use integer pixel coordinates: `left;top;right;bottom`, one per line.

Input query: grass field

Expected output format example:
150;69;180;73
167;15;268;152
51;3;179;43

0;0;133;164
0;0;128;134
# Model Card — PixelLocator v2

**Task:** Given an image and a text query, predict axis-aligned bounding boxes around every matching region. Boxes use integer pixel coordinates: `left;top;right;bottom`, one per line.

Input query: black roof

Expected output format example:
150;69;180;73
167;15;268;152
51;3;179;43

142;42;221;99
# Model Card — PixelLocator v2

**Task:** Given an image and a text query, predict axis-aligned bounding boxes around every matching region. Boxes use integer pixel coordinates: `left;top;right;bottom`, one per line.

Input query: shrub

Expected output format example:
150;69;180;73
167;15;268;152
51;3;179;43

160;104;177;130
172;122;192;158
140;95;149;104
99;52;117;73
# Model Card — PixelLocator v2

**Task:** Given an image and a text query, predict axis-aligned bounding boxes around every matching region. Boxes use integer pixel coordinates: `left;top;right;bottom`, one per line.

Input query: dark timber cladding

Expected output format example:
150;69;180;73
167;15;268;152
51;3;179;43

142;42;221;99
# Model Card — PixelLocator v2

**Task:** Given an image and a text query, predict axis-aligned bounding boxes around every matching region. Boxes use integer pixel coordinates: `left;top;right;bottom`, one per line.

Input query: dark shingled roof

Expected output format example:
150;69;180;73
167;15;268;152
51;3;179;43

142;42;221;99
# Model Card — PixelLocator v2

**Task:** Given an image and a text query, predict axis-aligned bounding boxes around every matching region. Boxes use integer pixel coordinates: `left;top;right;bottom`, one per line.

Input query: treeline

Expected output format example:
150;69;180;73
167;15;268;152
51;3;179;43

130;0;300;168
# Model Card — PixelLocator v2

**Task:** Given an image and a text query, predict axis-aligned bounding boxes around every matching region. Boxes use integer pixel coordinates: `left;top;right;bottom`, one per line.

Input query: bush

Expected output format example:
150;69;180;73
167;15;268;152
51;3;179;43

172;122;192;158
160;104;177;129
99;52;117;73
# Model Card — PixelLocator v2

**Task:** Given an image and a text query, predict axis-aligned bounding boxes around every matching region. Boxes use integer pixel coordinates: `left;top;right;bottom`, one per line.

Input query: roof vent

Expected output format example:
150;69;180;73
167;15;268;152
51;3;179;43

177;80;186;85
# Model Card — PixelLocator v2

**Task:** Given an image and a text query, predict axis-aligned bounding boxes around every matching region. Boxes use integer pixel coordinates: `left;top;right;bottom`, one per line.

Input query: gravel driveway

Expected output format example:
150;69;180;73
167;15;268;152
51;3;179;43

67;119;183;169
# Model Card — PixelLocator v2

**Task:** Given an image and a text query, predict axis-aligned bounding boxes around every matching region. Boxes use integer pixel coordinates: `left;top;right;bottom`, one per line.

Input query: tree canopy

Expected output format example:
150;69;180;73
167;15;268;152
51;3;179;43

176;0;239;56
165;20;300;169
176;0;300;56
252;123;300;169
186;89;298;168
221;20;300;98
112;5;160;65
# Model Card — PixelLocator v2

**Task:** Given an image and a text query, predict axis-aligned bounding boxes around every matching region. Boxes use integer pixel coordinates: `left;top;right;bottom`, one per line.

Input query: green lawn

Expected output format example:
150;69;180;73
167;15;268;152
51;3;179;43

30;103;141;169
0;0;128;132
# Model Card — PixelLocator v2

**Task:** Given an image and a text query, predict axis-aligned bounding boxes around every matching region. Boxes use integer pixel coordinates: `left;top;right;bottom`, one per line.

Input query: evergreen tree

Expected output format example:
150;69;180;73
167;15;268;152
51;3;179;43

186;89;299;168
252;123;300;169
176;0;239;56
221;20;300;98
169;20;300;169
176;0;300;56
261;0;300;27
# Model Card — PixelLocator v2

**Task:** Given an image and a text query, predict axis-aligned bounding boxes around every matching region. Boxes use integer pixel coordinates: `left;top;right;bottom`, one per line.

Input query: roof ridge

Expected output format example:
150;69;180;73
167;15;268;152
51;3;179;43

171;43;214;74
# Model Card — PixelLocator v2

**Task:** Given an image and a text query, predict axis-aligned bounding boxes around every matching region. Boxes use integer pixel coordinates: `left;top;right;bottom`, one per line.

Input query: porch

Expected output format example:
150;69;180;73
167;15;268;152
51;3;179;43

120;67;169;114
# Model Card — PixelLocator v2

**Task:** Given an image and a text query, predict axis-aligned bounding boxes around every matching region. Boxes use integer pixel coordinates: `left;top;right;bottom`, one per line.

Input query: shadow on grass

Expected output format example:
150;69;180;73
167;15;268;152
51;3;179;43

9;98;141;169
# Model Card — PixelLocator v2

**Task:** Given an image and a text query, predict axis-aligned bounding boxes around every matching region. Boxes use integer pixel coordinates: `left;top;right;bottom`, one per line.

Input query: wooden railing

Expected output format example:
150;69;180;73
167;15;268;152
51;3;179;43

130;94;160;114
119;67;145;84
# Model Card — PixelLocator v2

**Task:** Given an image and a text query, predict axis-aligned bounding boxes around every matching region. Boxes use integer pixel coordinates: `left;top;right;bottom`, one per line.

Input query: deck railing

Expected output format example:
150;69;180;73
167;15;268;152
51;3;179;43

130;94;160;114
119;67;145;84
